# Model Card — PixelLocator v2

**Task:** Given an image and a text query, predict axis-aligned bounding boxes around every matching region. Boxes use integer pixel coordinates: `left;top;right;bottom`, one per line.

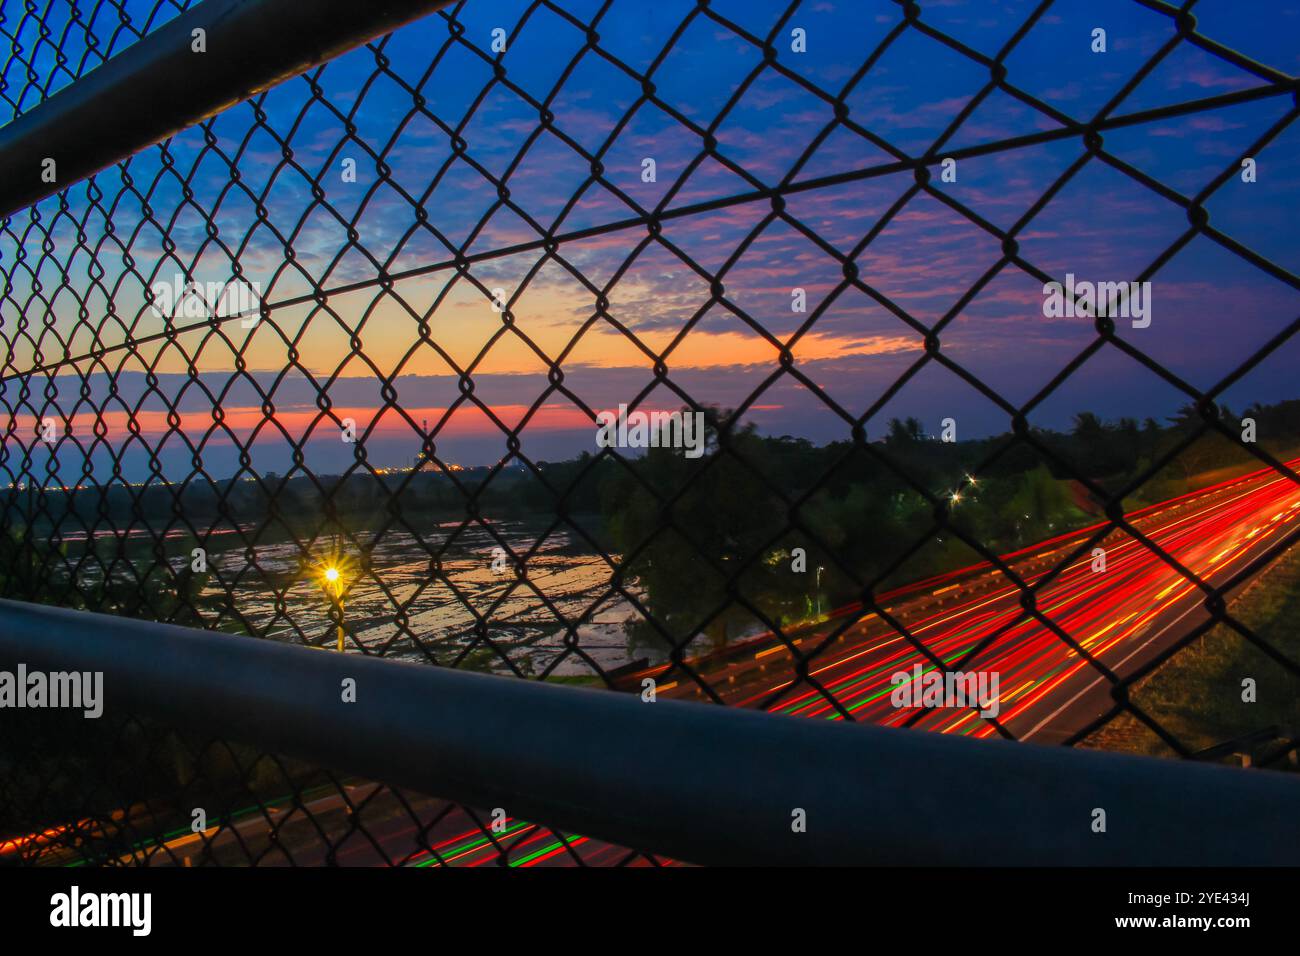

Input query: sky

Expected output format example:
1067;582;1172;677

1;0;1299;482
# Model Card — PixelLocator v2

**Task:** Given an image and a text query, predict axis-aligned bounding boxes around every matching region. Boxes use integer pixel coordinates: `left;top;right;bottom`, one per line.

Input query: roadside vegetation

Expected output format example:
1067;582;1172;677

1082;541;1300;769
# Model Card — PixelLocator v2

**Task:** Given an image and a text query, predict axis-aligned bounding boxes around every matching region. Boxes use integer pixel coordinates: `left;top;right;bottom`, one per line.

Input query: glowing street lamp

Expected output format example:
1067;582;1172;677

321;565;345;652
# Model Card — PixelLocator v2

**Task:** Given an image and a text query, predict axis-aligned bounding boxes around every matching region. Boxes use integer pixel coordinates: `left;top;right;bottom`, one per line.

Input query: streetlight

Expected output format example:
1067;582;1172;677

322;565;345;652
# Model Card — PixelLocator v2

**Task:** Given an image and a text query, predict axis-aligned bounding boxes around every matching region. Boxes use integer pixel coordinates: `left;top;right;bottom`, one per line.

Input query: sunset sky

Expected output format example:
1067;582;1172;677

2;0;1299;481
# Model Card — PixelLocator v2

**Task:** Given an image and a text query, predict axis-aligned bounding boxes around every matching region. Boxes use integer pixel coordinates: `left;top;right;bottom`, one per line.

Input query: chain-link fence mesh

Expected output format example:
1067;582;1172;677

0;0;196;124
0;704;667;866
1;0;1298;865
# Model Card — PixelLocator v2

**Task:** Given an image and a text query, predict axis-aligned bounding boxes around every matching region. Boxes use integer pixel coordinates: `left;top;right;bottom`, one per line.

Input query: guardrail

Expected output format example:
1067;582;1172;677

0;0;457;220
1;597;1297;866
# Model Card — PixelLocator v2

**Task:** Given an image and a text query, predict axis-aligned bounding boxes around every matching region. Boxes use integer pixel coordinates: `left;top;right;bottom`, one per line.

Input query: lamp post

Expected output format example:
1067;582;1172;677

323;566;344;652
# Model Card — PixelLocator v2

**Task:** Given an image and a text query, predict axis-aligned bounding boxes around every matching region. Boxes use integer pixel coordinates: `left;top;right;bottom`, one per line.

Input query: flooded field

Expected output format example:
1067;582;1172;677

193;520;652;678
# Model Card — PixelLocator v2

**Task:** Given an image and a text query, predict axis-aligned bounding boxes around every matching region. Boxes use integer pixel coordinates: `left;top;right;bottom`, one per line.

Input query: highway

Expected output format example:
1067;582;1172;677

645;459;1300;745
5;784;665;868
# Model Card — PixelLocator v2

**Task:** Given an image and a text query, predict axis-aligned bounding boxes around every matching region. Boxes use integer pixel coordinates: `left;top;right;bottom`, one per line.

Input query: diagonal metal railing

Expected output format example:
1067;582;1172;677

3;597;1299;866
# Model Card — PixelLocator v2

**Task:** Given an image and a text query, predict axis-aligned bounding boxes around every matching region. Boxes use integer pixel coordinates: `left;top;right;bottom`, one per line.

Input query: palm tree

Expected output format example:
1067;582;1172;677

885;416;925;447
1071;411;1105;441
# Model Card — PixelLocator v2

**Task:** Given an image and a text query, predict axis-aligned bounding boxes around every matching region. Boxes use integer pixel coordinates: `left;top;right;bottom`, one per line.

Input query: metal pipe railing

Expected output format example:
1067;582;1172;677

0;598;1296;866
0;0;458;221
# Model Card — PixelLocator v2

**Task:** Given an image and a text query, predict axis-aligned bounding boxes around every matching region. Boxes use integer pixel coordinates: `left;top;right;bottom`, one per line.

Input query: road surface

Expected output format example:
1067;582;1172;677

641;459;1300;746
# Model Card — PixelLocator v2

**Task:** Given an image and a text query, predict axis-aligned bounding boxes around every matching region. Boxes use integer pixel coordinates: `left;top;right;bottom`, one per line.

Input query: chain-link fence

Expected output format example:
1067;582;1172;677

1;0;1298;866
1;700;667;867
0;0;197;125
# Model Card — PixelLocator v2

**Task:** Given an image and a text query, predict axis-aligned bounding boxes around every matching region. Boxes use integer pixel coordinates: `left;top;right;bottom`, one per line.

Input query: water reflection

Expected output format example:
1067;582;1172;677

196;521;646;677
